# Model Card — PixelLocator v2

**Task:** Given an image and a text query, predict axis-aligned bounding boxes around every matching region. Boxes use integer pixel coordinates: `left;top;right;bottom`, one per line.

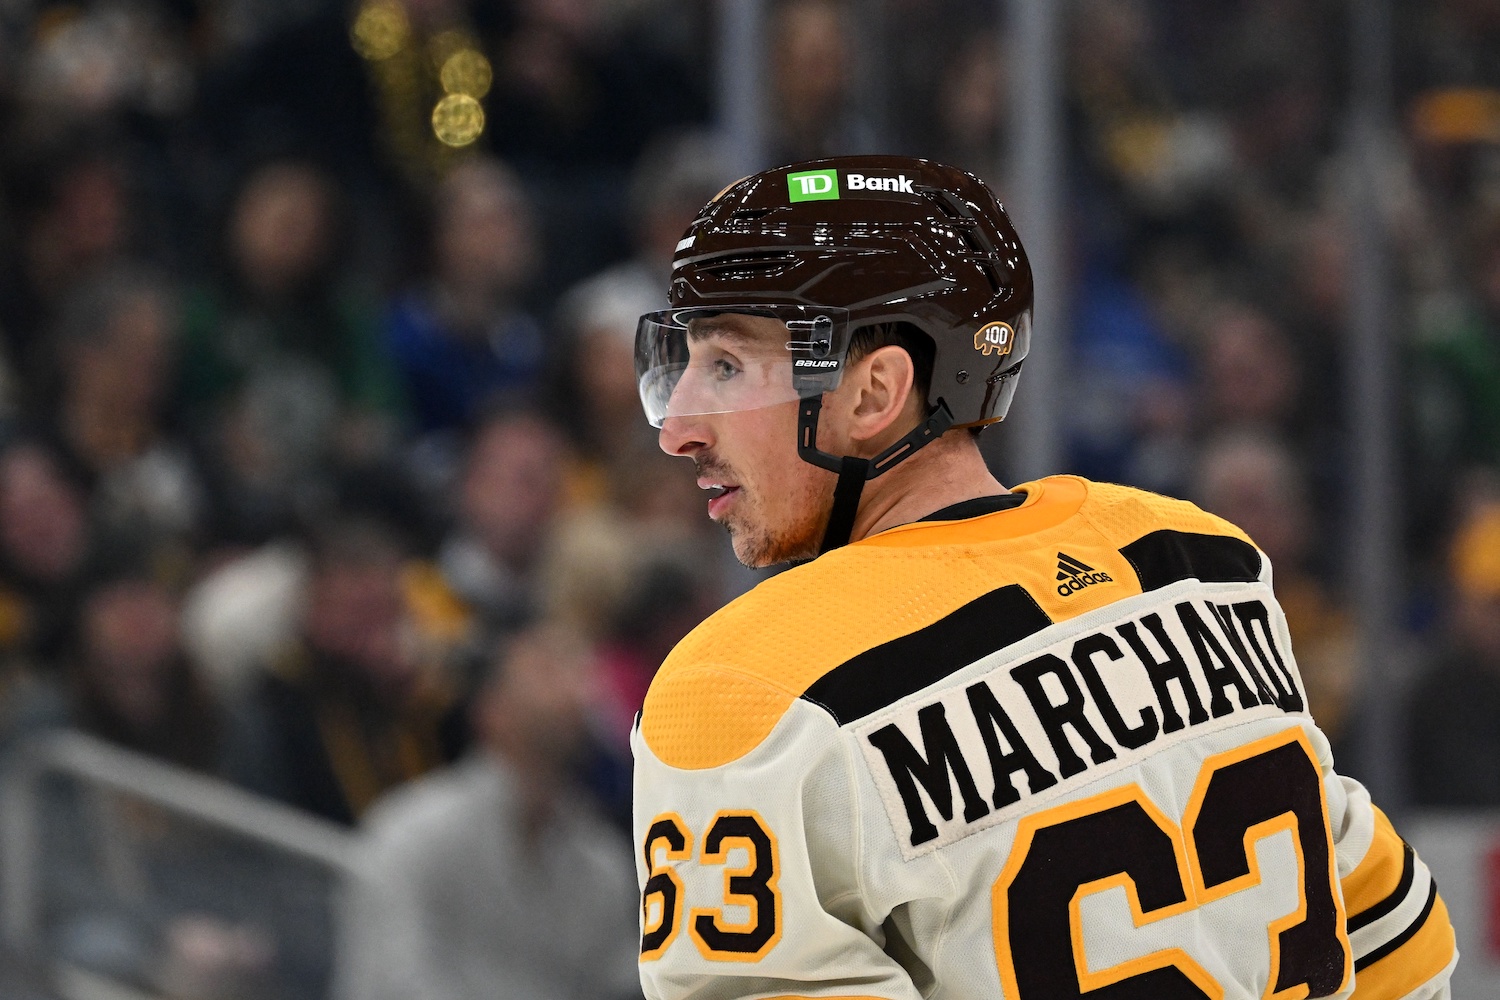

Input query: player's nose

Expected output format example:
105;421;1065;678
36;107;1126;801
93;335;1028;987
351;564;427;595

659;413;710;457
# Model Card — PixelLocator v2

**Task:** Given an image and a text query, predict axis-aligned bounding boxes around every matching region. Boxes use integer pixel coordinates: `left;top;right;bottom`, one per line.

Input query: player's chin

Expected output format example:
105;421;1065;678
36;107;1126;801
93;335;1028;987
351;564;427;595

727;521;819;569
725;524;769;569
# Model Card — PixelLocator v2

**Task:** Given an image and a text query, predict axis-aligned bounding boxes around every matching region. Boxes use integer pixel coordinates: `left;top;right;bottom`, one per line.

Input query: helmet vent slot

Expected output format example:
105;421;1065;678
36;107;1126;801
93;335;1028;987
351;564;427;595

924;188;970;220
695;252;799;279
921;188;1010;294
960;248;1008;295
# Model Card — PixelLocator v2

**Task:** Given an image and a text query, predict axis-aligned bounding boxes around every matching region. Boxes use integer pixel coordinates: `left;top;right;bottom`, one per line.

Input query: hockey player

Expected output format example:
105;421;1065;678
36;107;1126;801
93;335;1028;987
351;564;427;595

631;155;1455;1000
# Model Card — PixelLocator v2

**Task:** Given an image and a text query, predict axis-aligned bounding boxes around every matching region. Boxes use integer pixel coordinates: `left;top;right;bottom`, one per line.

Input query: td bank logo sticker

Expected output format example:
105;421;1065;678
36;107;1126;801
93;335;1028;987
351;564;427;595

788;169;839;202
974;321;1015;356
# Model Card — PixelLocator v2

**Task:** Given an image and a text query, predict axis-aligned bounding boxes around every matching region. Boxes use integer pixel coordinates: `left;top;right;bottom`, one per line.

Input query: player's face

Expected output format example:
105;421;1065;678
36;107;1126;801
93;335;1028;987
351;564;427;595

657;314;835;567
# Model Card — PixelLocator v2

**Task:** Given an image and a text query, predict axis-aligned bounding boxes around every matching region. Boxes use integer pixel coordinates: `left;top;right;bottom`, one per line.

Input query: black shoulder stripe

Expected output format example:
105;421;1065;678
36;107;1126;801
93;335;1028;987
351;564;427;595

1347;840;1415;934
801;584;1052;725
1353;879;1438;972
1120;529;1262;591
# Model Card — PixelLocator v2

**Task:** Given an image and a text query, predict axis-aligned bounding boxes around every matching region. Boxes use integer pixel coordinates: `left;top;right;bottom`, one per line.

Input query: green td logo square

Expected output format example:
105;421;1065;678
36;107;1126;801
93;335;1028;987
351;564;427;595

787;169;840;202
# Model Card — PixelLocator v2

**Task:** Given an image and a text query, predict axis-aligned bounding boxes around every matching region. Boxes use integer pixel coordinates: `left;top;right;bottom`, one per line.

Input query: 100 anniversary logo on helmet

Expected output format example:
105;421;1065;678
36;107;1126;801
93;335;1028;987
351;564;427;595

973;321;1015;357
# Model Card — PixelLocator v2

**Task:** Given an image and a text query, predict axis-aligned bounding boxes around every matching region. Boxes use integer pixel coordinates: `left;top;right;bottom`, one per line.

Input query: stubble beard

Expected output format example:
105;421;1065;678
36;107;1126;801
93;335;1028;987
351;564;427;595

720;476;831;569
695;449;834;568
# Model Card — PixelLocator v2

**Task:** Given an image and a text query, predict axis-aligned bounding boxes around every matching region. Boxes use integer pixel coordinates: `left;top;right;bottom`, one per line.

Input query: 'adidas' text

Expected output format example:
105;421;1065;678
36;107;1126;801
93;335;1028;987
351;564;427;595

1056;552;1112;595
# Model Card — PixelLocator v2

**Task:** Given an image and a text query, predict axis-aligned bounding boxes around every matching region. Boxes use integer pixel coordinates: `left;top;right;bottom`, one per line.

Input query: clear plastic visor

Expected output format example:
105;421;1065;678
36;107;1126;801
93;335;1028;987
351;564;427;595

635;305;851;428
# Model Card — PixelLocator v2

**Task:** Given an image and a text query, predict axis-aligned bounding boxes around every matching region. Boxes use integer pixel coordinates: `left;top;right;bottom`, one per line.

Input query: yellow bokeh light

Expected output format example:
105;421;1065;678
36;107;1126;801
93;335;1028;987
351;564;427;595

351;0;409;61
432;94;485;147
440;48;493;99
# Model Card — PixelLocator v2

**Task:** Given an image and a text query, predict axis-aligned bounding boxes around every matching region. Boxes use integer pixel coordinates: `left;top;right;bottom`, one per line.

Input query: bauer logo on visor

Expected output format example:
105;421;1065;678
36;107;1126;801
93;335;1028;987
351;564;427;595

635;305;852;428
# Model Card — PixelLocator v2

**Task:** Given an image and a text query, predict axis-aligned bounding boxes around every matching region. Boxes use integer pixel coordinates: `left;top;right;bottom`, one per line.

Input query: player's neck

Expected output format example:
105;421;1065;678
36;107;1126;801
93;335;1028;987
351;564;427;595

848;435;1008;542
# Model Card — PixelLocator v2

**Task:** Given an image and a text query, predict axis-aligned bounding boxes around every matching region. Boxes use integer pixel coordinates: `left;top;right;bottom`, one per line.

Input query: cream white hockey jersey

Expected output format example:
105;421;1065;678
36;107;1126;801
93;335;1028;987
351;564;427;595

632;477;1456;1000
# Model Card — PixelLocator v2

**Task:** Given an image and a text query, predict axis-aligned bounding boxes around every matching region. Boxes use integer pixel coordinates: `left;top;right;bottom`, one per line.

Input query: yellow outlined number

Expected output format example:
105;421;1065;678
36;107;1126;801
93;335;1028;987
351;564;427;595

993;729;1351;999
690;811;782;960
639;810;781;962
641;814;691;960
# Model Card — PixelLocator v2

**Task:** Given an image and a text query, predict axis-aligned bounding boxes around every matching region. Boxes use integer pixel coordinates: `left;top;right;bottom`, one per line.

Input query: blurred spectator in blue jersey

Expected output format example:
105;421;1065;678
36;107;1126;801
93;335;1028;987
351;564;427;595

336;622;638;1000
1066;262;1194;497
1407;498;1500;807
384;157;547;436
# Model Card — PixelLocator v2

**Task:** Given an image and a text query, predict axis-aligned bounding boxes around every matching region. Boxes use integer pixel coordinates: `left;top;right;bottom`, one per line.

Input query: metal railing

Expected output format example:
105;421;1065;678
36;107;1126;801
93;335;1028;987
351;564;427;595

0;731;361;954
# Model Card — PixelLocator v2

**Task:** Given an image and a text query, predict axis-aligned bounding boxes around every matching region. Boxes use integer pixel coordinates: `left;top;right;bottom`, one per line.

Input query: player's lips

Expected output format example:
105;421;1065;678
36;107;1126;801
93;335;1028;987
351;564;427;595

698;478;741;518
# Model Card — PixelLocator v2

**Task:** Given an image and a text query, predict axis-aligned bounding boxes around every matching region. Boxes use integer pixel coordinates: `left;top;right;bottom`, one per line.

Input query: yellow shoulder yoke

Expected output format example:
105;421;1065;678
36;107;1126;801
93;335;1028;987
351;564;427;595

640;477;1256;770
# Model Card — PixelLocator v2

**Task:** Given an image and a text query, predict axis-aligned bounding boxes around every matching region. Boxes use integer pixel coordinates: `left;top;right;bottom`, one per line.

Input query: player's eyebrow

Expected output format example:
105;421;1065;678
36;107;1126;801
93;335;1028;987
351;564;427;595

686;318;774;348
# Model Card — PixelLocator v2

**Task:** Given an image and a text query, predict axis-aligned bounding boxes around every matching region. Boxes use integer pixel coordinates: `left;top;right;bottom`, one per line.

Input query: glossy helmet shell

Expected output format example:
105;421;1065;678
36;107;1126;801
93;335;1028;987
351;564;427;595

668;154;1033;427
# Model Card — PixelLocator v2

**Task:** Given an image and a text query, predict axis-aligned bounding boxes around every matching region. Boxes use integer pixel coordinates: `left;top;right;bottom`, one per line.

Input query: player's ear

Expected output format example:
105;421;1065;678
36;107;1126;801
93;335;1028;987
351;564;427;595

846;344;917;445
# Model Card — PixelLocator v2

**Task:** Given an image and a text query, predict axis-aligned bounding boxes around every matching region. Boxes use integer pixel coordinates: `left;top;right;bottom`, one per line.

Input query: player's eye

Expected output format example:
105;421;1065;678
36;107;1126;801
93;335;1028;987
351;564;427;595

712;358;741;381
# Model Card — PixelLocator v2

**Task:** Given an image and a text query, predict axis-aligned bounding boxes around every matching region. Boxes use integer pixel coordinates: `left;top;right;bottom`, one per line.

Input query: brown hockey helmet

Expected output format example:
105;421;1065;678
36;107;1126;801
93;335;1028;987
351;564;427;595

635;155;1032;554
663;154;1032;428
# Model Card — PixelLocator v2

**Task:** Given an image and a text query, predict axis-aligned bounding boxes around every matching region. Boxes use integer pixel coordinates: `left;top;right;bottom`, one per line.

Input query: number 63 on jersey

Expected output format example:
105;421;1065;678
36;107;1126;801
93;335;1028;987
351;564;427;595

640;730;1352;999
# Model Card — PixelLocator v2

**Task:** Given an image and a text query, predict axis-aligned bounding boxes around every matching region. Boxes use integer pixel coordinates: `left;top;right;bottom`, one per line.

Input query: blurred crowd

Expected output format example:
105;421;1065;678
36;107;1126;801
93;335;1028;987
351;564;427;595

0;0;1495;997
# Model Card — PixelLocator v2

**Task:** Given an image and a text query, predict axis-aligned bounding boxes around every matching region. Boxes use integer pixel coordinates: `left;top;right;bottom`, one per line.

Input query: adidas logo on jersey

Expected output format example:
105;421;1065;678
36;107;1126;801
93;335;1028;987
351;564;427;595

1056;552;1112;595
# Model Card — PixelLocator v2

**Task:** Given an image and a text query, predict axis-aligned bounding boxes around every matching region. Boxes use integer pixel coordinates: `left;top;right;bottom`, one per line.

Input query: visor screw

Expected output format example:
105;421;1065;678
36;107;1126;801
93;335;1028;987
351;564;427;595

956;370;970;384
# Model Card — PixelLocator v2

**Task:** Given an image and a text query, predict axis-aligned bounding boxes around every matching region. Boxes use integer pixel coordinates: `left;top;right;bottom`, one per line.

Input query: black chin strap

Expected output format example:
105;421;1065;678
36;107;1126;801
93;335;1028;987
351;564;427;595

820;455;870;555
798;396;956;555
